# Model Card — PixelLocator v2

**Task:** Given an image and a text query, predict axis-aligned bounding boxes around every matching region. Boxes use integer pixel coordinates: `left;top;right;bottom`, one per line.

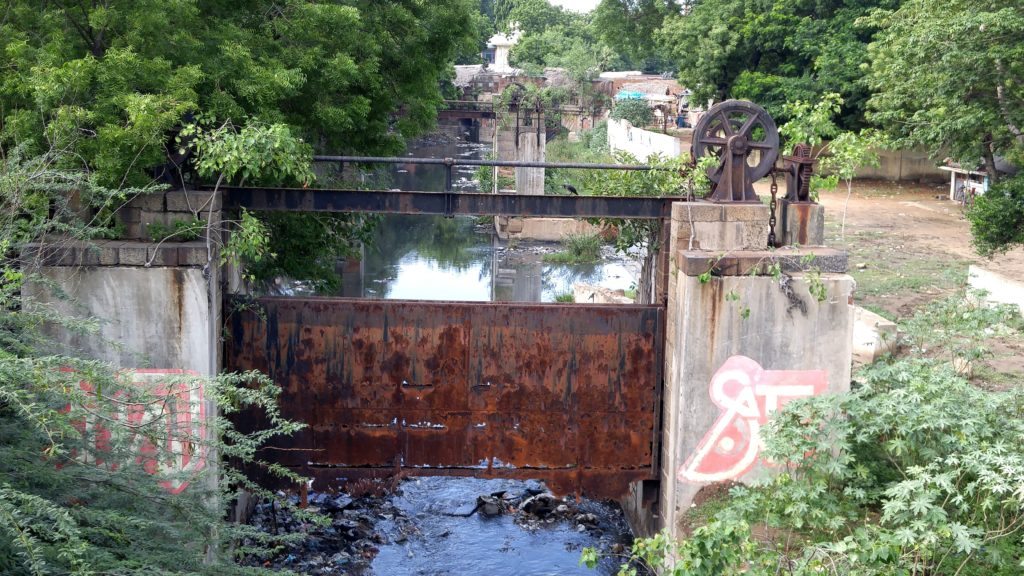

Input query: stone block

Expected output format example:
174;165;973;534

740;221;770;249
123;223;143;240
671;202;723;223
118;242;149;266
722;203;769;222
147;245;179;267
166;190;221;213
177;242;209;267
853;306;897;364
118;206;142;224
130;191;164;212
780;201;825;246
97;242;121;266
79;245;101;266
676;249;849;277
141;210;170;228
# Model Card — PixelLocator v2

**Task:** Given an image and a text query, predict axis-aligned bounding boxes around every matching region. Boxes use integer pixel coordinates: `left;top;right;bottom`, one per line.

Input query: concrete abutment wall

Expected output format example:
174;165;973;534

622;201;854;539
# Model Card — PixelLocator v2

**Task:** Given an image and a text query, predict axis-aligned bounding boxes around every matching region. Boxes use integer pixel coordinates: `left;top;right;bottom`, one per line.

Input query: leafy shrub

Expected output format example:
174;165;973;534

554;292;575;303
968;174;1024;255
611;98;653;127
586;299;1024;576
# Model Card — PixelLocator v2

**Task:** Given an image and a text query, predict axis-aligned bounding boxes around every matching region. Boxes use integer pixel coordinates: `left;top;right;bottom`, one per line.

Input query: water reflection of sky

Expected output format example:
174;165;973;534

377;254;491;301
355;130;640;303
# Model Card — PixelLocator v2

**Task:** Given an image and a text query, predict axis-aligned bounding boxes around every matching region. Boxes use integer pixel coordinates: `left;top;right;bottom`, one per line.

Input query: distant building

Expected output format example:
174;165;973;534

486;27;521;74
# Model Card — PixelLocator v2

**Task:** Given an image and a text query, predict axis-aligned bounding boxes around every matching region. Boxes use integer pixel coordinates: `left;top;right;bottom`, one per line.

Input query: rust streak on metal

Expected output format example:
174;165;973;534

226;297;664;499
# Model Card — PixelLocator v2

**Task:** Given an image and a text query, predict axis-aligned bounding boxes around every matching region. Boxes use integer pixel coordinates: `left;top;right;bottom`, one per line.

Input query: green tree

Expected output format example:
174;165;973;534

0;147;307;575
864;0;1024;179
593;0;681;69
865;0;1024;254
610;97;655;127
656;0;895;128
0;0;480;188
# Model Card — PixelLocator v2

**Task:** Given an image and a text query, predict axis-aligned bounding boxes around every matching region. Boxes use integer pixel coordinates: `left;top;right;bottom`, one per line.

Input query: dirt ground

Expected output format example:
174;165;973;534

753;178;1024;319
791;179;1024;384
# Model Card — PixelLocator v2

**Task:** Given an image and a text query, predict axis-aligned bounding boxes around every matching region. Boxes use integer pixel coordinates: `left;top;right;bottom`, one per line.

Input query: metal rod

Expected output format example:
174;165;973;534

312;155;661;171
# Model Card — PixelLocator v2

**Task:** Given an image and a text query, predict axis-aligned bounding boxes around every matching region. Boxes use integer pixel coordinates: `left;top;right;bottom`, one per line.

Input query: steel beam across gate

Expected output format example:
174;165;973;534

226;297;664;498
221;187;681;218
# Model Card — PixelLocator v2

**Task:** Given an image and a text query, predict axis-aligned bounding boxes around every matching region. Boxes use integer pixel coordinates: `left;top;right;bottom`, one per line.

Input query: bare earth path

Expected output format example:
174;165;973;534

754;179;1024;318
800;179;1024;384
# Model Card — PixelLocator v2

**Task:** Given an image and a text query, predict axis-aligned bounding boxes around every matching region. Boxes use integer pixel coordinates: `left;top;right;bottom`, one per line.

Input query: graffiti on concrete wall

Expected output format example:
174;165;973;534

64;369;207;494
679;355;827;483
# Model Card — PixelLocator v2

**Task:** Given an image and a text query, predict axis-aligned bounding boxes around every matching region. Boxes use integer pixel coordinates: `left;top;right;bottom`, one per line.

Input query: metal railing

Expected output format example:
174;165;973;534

311;155;664;193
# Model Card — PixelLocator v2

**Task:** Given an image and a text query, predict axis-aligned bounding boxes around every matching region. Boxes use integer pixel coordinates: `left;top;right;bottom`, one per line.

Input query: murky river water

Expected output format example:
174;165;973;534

346;129;639;302
371;478;630;576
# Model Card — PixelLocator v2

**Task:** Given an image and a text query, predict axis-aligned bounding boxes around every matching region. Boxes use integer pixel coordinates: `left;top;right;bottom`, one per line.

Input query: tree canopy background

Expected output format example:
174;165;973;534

0;0;481;187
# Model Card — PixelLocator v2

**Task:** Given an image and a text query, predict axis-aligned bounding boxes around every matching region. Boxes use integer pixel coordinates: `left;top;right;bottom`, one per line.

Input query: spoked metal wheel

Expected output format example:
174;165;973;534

692;100;780;202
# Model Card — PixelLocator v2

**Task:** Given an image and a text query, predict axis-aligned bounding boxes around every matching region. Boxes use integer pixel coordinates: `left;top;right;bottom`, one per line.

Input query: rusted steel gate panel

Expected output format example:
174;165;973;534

226;297;663;498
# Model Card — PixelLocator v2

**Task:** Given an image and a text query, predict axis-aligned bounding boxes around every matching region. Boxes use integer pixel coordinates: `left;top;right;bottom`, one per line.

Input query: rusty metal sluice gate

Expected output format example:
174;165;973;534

226;297;664;499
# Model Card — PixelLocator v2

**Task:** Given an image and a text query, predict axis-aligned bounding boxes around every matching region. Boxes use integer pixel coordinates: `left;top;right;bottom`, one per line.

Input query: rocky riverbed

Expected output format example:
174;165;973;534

238;477;636;575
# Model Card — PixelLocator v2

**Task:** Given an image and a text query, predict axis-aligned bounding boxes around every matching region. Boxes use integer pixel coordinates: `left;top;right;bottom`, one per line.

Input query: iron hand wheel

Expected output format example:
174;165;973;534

691;100;780;202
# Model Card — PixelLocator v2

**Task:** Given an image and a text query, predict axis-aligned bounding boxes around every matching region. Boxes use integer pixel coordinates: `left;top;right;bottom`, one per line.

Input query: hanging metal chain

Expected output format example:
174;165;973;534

768;169;779;248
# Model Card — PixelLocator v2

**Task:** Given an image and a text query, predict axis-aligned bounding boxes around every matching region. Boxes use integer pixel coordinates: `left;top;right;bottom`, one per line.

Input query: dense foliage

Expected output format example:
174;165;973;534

1;1;479;290
0;149;308;575
593;0;682;69
0;0;480;185
967;174;1024;255
611;98;655;127
864;0;1024;178
586;294;1024;575
656;0;897;129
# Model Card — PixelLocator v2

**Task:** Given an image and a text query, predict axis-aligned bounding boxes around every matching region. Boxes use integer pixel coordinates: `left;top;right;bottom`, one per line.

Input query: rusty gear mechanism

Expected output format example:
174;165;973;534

692;100;780;203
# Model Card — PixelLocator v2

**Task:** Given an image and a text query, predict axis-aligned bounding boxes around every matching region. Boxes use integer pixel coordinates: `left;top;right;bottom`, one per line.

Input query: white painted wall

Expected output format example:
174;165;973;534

607;118;682;161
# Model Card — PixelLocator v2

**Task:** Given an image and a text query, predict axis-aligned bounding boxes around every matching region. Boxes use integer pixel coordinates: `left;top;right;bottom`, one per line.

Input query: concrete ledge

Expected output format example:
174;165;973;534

852;306;897;364
968;265;1024;312
573;283;634;304
676;248;848;277
21;241;210;268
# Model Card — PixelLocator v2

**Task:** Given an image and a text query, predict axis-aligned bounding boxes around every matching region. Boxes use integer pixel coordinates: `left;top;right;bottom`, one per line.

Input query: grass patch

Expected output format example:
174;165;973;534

542;232;602;264
554;292;575;303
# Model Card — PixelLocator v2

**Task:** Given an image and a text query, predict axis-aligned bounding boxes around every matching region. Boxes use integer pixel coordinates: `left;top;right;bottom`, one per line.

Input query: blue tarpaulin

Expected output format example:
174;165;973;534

615;90;645;100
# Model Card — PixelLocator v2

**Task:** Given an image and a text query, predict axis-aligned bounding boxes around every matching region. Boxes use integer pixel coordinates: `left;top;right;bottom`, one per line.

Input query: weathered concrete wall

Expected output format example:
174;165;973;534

661;272;853;533
26;265;217;375
22;189;222;376
494;216;601;241
854;148;945;182
607;118;682;161
515;130;546;195
621;201;854;539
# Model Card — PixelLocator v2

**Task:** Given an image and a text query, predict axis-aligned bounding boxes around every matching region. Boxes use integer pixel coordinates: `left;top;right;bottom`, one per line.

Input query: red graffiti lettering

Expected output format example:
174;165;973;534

679;356;827;483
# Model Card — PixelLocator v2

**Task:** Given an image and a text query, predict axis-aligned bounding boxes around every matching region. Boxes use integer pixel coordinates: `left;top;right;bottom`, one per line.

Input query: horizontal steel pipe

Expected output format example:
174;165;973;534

311;155;662;171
